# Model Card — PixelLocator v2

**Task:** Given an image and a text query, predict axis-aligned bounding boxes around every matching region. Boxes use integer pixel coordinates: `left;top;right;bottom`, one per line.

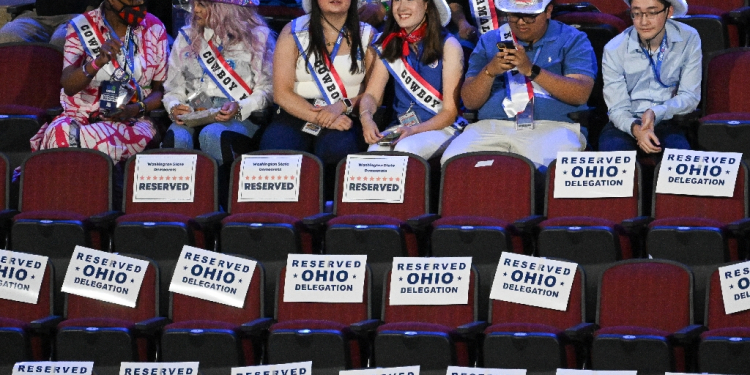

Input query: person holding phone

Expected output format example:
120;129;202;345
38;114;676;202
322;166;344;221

358;0;464;160
440;0;596;169
29;0;168;163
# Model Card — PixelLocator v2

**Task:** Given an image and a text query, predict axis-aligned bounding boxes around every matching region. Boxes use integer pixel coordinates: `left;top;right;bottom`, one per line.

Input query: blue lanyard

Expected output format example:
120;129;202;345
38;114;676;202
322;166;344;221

329;29;345;60
641;32;675;88
102;16;135;75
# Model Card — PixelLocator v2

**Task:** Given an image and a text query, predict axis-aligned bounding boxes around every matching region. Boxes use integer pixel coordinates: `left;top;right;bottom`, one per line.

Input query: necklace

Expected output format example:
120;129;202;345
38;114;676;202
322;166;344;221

322;15;349;47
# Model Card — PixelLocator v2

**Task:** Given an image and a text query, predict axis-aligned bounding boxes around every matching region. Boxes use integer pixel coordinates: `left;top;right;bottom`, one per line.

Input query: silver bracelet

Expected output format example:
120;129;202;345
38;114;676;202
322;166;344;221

81;62;95;79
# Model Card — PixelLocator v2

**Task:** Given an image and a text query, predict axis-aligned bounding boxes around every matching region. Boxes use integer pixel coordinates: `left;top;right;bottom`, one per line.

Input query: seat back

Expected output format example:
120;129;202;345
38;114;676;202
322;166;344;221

334;152;429;221
64;255;159;322
597;260;693;331
228;150;323;217
440;152;536;222
0;259;54;322
382;268;478;326
705;266;750;329
275;266;370;324
0;152;7;210
489;264;585;329
688;0;746;13
553;0;631;21
704;48;750;115
171;257;264;324
122;149;217;215
19;148;112;215
0;43;63;111
652;162;748;223
674;15;729;71
546;160;641;220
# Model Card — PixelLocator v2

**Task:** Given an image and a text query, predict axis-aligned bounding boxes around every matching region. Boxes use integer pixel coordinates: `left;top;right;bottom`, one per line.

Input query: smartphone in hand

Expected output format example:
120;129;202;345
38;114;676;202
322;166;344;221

497;41;516;51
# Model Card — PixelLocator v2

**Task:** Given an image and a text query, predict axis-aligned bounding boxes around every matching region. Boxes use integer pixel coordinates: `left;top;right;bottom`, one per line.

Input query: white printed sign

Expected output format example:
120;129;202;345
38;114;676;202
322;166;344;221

232;361;311;375
119;362;199;375
447;366;525;375
170;245;257;308
340;365;419;375
656;149;741;197
342;154;408;203
554;151;636;198
133;154;198;202
490;253;576;311
283;254;367;303
13;362;94;375
389;257;472;306
61;246;148;308
0;250;47;304
238;154;303;202
718;261;750;314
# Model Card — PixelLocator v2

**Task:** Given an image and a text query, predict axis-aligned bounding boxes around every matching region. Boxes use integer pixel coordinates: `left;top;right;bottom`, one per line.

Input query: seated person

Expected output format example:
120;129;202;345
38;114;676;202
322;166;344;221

360;0;463;160
30;0;168;163
447;0;503;49
259;0;375;197
0;0;99;49
441;0;596;169
162;0;275;167
598;0;700;154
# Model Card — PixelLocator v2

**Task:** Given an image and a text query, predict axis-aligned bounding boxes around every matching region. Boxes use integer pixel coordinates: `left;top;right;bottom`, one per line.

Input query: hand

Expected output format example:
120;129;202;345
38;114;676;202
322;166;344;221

329;114;352;131
505;44;533;77
102;103;139;122
633;121;662;154
362;116;382;144
215;101;240;122
391;125;416;146
312;101;345;128
641;108;656;129
485;51;514;77
96;38;122;67
358;2;386;27
458;20;478;42
170;104;192;125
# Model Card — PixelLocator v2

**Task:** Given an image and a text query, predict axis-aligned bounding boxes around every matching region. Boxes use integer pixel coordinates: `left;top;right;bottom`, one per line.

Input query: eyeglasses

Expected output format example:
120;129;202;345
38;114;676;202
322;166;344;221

506;12;543;24
629;7;668;20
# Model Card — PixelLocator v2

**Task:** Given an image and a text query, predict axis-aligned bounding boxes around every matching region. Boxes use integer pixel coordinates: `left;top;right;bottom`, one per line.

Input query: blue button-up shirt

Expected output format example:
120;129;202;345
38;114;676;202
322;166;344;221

603;19;702;137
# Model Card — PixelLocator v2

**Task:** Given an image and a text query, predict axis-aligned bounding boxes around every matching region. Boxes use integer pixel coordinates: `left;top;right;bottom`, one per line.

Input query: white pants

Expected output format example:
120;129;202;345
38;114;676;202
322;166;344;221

440;119;586;168
368;126;457;160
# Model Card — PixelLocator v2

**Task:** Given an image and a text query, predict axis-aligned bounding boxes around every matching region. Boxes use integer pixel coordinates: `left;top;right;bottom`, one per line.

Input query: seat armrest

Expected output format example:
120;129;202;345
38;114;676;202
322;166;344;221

249;108;273;126
564;322;598;343
407;213;440;231
727;218;750;237
195;211;229;227
620;215;653;233
0;209;19;225
134;317;171;335
302;212;335;228
727;6;750;25
456;321;488;340
7;1;35;18
672;324;707;345
239;317;275;337
29;315;64;334
672;109;702;127
88;210;123;230
46;107;64;118
513;215;546;234
149;108;167;119
349;319;382;336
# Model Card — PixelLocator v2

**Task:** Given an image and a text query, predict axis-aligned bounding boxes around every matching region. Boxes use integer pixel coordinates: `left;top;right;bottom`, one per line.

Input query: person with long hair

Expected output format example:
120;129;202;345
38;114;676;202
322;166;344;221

30;0;168;163
260;0;376;197
359;0;464;160
162;0;274;166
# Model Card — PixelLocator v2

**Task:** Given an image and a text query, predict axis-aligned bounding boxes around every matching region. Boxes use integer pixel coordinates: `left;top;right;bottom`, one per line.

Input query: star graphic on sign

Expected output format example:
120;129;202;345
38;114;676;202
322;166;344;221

399;277;403;281
294;274;298;278
131;279;135;283
357;177;362;181
370;177;375;181
140;176;145;180
560;282;565;286
160;176;164;180
668;167;672;171
622;170;627;174
376;177;381;181
31;275;35;279
146;176;152;180
352;274;356;279
252;176;257;180
245;176;250;180
238;279;242;283
270;175;275;180
727;170;731;174
184;266;188;270
284;175;289;180
457;276;462;280
730;284;734;289
396;177;400;181
503;272;507;277
563;170;567;175
76;267;80;271
265;176;270;180
178;176;184;181
389;177;394;181
277;175;282;180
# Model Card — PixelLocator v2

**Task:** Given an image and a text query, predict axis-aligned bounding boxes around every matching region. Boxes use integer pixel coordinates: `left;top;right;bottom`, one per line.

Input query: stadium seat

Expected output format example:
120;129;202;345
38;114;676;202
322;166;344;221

698;266;750;373
266;266;374;375
674;15;731;70
0;43;63;172
161;258;269;375
0;260;59;371
114;149;222;316
552;0;632;24
482;265;588;370
0;152;11;248
372;268;481;375
591;260;698;372
318;151;430;319
221;150;324;317
685;0;749;47
696;48;750;159
11;148;113;314
425;152;538;321
55;255;165;375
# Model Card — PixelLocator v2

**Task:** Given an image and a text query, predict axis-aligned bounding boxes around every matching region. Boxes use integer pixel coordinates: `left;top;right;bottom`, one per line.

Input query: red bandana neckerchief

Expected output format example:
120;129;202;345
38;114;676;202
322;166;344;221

381;22;427;56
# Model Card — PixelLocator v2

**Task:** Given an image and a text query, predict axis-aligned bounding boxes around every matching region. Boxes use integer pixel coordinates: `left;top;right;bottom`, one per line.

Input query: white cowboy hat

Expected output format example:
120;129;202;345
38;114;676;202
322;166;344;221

622;0;688;17
303;0;451;27
496;0;552;14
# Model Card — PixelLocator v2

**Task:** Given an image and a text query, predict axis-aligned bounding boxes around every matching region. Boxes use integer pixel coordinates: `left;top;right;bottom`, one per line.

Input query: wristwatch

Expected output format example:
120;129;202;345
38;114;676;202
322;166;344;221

342;98;353;115
528;64;541;81
136;102;146;117
234;103;243;121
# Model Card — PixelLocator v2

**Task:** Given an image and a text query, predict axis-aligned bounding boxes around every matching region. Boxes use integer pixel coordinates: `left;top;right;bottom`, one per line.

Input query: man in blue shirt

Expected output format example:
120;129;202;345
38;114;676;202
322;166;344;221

598;0;700;154
441;0;596;168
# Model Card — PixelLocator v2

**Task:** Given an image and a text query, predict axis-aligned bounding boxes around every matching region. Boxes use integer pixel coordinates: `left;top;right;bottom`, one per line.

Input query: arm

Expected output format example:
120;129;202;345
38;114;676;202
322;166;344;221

360;49;390;144
394;37;464;143
449;3;477;41
358;1;386;28
162;31;191;114
238;28;277;120
461;35;514;110
60;21;122;97
602;39;639;136
648;30;701;125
